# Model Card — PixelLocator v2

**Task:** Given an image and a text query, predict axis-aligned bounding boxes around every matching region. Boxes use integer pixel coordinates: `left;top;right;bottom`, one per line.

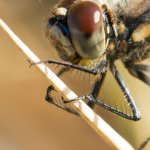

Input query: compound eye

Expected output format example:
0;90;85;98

68;1;102;35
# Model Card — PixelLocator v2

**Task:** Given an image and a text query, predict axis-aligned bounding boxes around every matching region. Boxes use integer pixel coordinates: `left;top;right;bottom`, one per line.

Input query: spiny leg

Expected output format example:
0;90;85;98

30;59;108;113
109;62;141;120
30;59;107;75
63;69;107;105
83;62;141;120
91;70;107;98
62;61;108;104
31;58;137;119
61;62;107;107
45;85;79;115
45;66;80;115
29;60;74;113
85;69;107;108
64;62;141;121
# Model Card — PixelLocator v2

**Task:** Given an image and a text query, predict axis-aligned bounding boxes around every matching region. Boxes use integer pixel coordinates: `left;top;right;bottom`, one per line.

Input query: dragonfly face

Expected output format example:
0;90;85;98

46;0;117;62
43;0;150;121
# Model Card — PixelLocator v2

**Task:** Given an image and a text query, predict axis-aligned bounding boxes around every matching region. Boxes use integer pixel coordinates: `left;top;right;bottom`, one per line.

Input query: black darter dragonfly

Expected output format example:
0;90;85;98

32;0;150;121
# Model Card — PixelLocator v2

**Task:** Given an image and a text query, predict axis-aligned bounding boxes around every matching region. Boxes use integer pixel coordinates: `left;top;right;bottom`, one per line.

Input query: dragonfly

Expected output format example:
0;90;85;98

32;0;150;121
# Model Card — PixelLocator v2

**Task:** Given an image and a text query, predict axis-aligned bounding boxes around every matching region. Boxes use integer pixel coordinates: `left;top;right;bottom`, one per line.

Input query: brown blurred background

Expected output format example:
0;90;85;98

0;0;150;150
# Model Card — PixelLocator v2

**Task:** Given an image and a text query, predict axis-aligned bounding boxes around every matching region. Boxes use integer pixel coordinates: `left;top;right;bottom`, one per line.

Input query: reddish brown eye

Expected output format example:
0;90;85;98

67;1;102;35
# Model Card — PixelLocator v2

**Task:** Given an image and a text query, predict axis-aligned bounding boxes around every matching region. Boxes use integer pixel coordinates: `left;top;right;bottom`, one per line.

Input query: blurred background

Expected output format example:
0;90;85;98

0;0;150;150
